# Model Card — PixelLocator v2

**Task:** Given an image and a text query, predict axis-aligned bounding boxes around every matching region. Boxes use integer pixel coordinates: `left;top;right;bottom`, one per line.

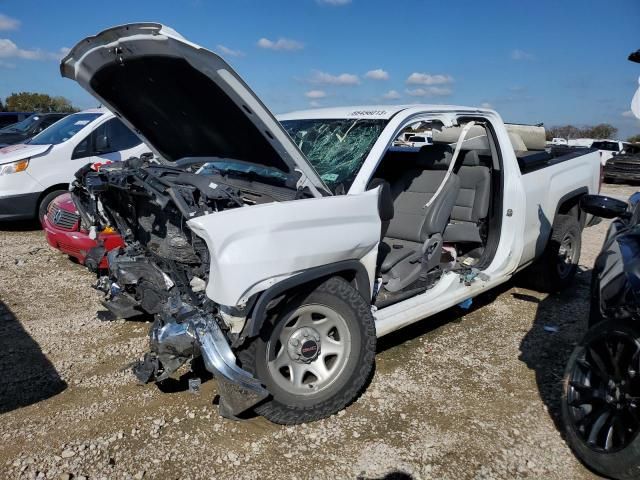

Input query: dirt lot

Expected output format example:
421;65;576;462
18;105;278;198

0;183;636;480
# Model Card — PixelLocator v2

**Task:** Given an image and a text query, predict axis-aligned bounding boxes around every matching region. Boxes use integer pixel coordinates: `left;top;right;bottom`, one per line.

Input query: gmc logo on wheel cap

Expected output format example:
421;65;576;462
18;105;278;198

301;340;318;358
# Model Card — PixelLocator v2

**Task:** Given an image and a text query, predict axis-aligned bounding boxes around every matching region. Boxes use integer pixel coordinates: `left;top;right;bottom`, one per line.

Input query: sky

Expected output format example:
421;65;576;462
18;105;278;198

0;0;639;138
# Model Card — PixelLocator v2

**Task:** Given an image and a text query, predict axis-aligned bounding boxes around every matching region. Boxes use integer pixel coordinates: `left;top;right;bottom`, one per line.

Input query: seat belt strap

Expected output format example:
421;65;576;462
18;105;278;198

425;121;476;208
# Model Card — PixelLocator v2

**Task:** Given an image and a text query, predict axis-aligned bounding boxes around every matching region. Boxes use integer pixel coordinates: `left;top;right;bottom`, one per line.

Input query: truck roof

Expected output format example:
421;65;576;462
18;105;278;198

277;104;494;121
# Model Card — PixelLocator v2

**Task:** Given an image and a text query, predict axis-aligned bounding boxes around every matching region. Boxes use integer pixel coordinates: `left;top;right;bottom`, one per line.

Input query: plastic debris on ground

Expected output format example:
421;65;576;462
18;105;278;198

458;298;473;310
188;377;201;394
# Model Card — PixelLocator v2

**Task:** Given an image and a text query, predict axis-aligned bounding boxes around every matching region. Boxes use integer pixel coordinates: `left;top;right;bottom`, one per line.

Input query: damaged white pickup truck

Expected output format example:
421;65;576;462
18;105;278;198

61;23;602;424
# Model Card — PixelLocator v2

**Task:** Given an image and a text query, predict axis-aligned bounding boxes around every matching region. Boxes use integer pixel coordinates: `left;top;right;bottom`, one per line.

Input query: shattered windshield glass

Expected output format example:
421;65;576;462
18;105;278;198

281;119;387;192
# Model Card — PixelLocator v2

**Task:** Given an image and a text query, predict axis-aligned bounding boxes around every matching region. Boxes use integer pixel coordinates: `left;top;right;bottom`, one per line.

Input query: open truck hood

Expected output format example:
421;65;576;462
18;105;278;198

60;23;329;196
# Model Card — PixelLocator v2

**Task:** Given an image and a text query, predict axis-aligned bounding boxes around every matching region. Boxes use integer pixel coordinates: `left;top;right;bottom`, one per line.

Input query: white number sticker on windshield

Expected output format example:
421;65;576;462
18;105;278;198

74;120;90;126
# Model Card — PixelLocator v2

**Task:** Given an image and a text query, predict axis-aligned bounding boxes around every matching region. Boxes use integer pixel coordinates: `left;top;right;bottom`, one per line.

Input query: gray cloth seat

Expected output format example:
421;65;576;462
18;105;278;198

380;238;422;273
443;151;490;243
377;145;461;291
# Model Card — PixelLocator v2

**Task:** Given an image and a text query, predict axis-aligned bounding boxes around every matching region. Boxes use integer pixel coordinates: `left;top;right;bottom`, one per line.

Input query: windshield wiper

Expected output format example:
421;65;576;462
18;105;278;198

223;168;289;186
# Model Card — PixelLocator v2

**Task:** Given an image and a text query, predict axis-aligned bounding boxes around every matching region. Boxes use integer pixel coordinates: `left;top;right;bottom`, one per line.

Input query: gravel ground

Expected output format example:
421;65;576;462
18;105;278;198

0;182;636;480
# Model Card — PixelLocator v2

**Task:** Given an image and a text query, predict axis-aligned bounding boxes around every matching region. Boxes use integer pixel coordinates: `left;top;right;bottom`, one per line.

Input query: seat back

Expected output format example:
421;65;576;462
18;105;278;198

451;150;491;223
385;145;461;243
367;178;394;238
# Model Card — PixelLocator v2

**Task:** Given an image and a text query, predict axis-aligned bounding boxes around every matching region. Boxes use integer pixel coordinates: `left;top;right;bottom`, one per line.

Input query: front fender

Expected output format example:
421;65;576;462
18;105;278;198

242;259;373;339
187;189;381;307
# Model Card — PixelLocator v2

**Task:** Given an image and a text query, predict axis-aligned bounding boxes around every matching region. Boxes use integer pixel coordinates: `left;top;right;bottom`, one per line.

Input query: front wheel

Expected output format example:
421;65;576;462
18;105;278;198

561;320;640;480
237;276;376;424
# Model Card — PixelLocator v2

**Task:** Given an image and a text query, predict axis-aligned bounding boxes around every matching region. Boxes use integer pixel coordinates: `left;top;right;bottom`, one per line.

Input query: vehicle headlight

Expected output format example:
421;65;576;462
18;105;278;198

0;159;29;176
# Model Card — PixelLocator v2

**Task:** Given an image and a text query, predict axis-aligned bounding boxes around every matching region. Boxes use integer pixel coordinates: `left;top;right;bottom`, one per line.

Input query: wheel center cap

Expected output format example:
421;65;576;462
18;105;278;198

287;327;321;363
301;340;319;359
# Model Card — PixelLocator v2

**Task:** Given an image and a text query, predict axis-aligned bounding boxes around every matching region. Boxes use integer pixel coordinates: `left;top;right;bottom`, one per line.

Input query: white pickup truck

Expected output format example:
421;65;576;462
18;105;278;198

63;24;602;424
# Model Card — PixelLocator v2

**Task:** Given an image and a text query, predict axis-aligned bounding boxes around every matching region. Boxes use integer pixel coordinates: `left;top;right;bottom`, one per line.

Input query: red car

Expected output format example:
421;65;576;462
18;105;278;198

43;193;124;269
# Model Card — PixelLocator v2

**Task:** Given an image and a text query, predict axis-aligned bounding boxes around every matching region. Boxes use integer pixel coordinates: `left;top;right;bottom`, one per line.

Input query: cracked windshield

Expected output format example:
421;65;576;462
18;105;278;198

281;118;387;192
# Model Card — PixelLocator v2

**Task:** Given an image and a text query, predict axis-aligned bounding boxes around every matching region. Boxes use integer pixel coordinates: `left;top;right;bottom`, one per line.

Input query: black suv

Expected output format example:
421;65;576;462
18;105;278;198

0;113;68;147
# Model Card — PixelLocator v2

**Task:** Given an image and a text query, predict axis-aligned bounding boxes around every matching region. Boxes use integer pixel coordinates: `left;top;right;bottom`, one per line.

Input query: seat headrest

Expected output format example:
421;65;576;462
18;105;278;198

462;150;481;166
416;144;453;169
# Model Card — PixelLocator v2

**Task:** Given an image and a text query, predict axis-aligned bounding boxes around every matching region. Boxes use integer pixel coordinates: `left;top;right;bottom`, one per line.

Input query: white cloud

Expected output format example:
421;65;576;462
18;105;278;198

622;110;636;118
382;89;401;100
480;102;493;109
0;14;20;31
257;37;304;51
405;87;452;97
305;90;327;99
0;39;68;61
55;47;70;60
216;44;245;57
316;0;351;4
365;68;389;81
310;70;360;86
511;49;534;61
406;72;453;85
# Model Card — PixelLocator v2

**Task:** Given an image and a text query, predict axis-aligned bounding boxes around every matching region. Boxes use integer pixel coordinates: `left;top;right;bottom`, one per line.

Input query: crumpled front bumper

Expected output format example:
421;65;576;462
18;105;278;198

196;321;268;418
134;314;268;419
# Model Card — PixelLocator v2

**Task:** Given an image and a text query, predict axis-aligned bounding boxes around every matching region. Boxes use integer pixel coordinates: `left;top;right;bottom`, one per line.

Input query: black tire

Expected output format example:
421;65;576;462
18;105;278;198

237;276;376;424
561;320;640;480
528;214;581;292
38;190;67;224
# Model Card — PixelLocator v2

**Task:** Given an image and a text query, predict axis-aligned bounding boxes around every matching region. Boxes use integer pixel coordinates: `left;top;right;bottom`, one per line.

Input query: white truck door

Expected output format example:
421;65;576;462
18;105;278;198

187;189;382;307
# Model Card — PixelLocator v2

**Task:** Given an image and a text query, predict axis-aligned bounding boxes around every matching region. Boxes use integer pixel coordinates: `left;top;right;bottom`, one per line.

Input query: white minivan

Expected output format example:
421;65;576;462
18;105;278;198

0;107;150;221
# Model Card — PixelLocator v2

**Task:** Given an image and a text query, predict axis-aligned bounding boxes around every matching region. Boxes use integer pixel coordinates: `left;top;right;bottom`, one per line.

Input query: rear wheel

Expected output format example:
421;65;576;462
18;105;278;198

38;189;67;225
237;277;376;424
561;320;640;479
529;214;581;292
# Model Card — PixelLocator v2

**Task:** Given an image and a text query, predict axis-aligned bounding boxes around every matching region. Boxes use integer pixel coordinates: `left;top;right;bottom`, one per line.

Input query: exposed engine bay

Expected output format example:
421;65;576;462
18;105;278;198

71;155;308;417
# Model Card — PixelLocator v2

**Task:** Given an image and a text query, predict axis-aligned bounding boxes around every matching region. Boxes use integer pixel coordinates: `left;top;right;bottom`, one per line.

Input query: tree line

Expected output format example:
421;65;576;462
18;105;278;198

545;125;639;143
545;123;620;141
0;92;78;113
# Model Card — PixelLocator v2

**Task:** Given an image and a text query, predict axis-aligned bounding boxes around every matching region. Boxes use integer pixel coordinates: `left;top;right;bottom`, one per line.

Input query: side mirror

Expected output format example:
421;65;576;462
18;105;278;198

580;194;628;219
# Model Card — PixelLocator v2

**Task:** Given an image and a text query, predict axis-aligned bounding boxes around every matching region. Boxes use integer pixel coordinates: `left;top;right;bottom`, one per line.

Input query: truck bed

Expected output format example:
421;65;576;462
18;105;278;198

516;147;597;175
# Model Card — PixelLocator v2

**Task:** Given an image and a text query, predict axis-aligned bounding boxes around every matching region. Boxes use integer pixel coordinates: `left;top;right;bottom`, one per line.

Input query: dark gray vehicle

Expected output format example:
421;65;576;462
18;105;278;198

604;145;640;184
0;111;32;129
561;194;640;480
0;113;68;147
